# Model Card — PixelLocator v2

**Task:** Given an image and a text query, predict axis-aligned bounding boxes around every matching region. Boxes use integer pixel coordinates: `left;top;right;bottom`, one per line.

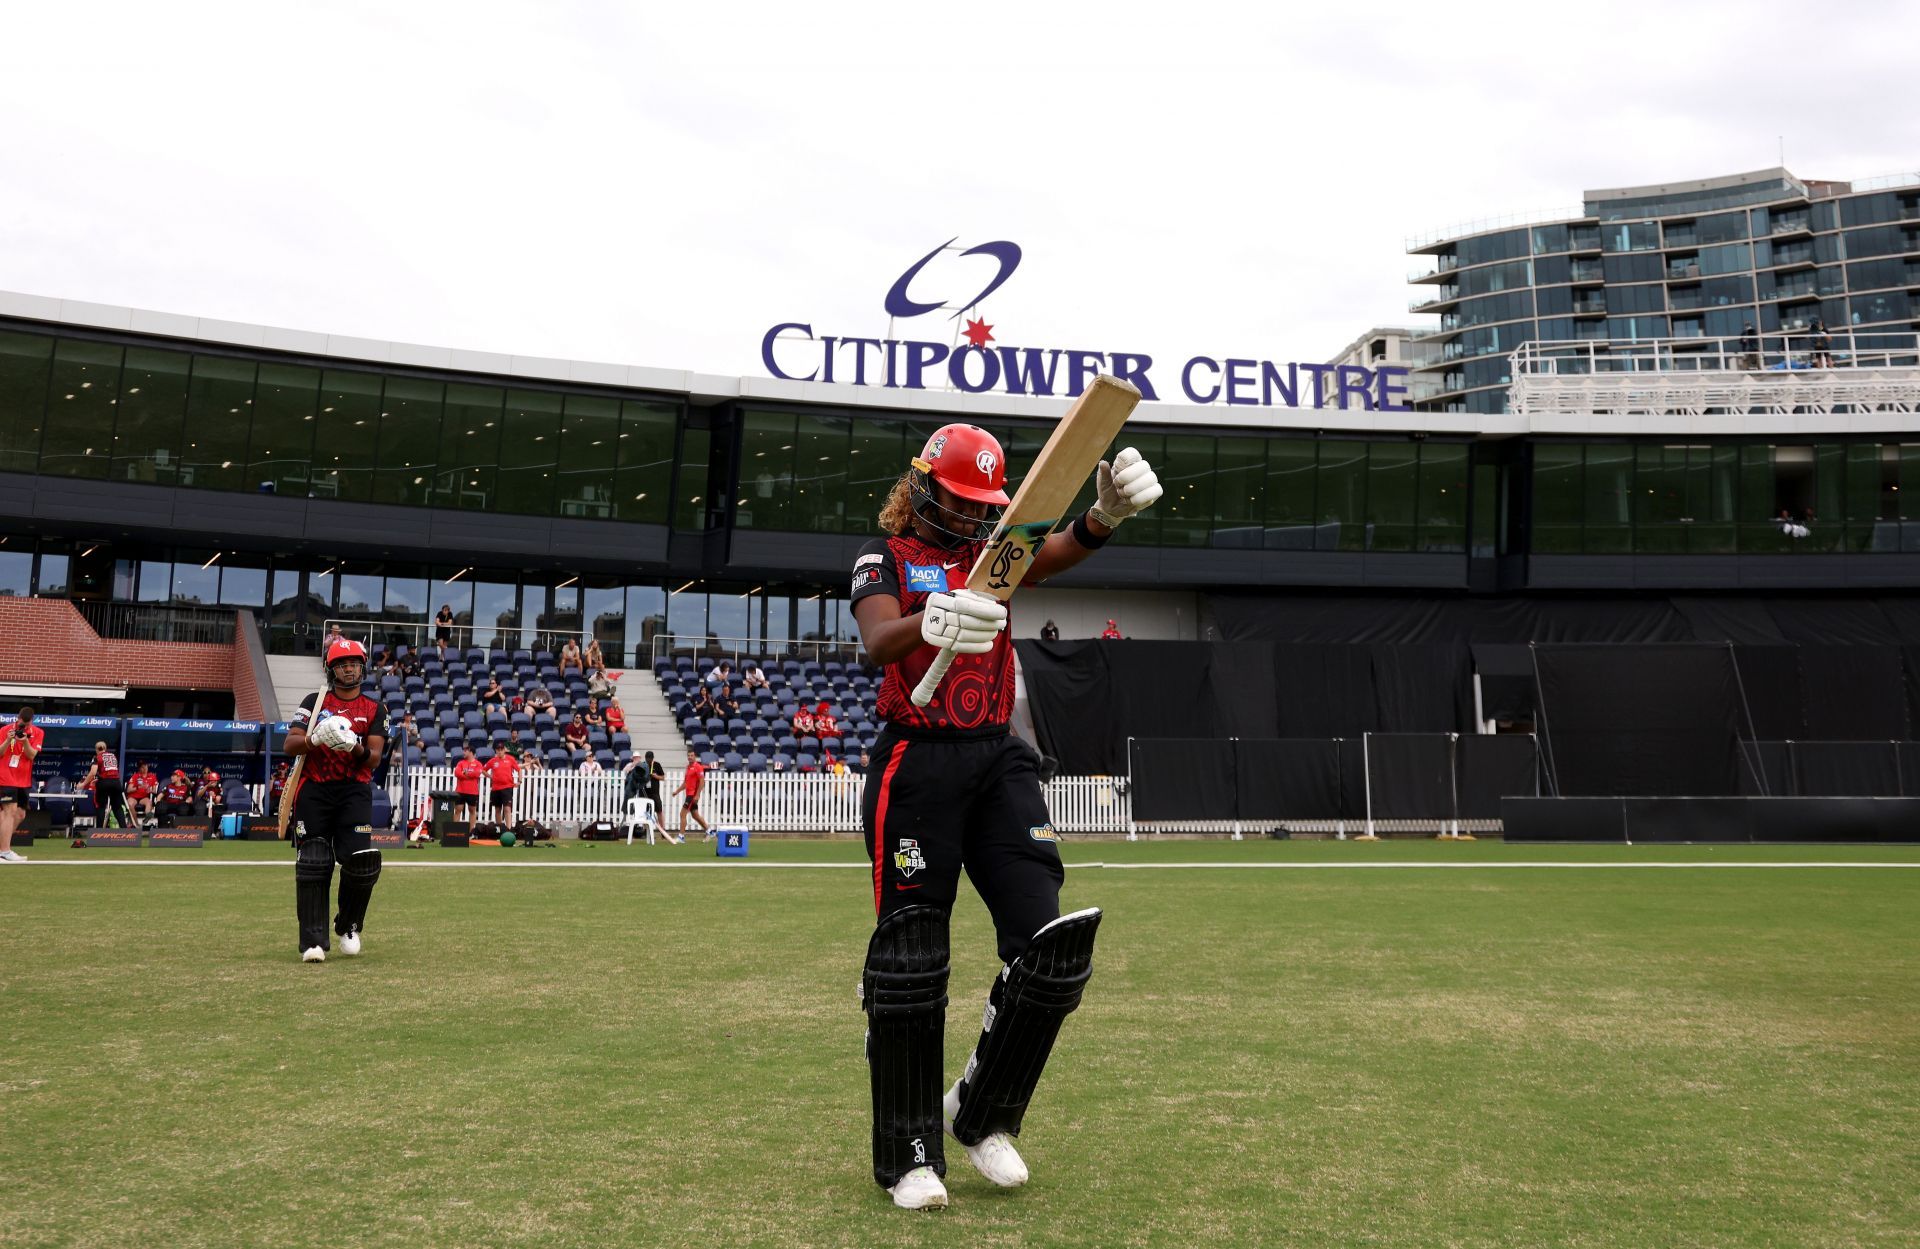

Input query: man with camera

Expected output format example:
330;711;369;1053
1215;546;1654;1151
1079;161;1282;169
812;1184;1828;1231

0;706;44;862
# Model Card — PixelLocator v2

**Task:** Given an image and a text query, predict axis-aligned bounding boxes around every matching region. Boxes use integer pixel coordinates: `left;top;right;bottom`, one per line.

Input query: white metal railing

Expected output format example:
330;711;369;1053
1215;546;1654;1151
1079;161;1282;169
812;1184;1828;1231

325;618;594;662
1405;206;1588;252
647;633;868;673
1511;331;1920;379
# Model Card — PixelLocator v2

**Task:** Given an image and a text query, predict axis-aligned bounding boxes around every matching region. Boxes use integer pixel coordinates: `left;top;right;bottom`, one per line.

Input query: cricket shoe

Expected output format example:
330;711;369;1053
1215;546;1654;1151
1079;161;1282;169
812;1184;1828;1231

943;1079;1029;1188
338;926;362;956
301;946;327;963
0;849;27;862
887;1165;948;1211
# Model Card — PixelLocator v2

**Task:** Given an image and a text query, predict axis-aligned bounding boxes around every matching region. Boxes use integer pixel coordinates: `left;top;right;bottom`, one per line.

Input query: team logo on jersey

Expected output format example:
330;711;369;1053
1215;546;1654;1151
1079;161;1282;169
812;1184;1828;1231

1029;823;1059;843
926;433;948;461
894;838;927;877
905;564;948;594
976;448;997;477
852;568;881;592
855;552;885;569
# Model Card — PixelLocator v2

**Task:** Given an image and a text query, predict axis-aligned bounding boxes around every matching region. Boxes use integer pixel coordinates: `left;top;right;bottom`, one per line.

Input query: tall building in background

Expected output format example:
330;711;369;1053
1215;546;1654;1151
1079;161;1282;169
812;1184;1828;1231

1406;168;1920;413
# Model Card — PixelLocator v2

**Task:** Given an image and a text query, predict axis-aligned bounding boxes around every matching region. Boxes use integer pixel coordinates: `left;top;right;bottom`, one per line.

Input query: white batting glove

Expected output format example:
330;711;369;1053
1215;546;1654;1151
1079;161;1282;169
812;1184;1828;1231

309;714;361;753
1091;447;1165;527
921;588;1007;655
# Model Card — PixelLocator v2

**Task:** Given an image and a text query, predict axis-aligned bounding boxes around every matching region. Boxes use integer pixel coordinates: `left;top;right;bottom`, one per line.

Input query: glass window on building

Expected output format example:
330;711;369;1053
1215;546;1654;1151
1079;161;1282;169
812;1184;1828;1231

1531;224;1569;255
182;356;255;493
34;540;70;597
428;566;474;635
1695;211;1748;246
309;370;381;503
708;588;750;651
545;580;581;643
554;394;619;519
738;408;796;530
472;578;518;652
668;587;707;643
1157;434;1215;548
515;580;547;652
675;424;713;531
242;361;319;497
1316;441;1368;551
1632;446;1687;553
582;578;625;666
168;549;218;606
794;412;850;535
1416;443;1469;553
1603;221;1660;253
626;583;666;661
436;383;503;511
108;346;191;486
0;544;32;597
218;554;269;609
373;377;444;507
1532;443;1584;552
136;556;172;602
383;567;430;624
845;417;904;535
616;400;676;525
0;331;52;474
1581;445;1633;552
1264;438;1316;550
40;339;121;479
1364;442;1417;551
337;568;383;621
1211;437;1264;550
497;389;561;516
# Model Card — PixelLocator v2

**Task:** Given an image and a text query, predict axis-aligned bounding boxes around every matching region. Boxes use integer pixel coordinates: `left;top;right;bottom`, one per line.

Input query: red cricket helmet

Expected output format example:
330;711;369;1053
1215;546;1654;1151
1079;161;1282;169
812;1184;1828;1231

913;424;1010;505
325;637;369;670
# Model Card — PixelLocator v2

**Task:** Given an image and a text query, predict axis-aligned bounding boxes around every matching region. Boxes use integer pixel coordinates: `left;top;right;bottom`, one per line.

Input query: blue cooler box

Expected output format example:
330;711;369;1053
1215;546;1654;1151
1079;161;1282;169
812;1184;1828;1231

715;827;749;858
219;813;246;839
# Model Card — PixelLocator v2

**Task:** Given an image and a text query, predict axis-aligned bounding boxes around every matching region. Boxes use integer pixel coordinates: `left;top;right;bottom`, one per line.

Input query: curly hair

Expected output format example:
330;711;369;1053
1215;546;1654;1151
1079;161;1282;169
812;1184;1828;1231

877;471;916;535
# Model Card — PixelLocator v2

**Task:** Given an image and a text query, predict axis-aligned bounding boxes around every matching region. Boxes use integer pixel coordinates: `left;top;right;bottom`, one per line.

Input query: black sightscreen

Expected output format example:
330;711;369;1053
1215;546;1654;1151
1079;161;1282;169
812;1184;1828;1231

1534;644;1745;796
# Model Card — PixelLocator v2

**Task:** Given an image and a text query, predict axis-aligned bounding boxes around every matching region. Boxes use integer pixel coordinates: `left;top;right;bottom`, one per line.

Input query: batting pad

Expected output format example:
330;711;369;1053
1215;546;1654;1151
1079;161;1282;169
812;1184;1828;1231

861;904;950;1187
950;906;1101;1145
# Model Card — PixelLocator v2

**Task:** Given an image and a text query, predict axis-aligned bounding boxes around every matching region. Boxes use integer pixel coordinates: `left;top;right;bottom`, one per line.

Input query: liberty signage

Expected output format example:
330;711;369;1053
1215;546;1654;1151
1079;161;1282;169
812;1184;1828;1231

762;238;1410;411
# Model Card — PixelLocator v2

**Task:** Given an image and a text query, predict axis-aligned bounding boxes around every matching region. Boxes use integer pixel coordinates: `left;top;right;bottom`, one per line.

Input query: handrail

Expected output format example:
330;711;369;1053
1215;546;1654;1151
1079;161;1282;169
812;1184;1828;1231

1509;331;1920;378
323;617;593;661
77;601;236;646
647;632;868;672
1405;206;1588;252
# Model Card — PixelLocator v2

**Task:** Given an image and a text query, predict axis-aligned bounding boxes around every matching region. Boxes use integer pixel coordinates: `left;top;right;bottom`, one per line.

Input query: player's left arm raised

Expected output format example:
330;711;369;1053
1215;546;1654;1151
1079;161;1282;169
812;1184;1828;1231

1029;446;1164;582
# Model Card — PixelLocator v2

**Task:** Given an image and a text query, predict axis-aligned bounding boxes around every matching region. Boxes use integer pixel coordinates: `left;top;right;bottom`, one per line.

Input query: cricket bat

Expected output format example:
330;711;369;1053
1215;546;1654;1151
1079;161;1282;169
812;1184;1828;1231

911;374;1143;707
277;667;334;839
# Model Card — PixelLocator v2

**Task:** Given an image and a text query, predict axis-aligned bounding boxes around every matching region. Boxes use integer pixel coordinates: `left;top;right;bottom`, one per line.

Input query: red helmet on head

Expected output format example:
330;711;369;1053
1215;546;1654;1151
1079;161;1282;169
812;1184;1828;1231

325;637;368;670
914;424;1010;505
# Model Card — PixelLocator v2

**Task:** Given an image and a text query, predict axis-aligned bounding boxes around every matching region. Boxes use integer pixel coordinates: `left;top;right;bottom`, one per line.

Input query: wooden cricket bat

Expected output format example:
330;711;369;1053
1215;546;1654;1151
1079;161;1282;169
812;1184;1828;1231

911;374;1143;707
277;667;334;839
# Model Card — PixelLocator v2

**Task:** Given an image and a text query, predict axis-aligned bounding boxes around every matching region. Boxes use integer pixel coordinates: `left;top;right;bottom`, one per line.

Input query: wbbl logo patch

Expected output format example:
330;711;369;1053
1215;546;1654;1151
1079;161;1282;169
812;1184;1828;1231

1029;824;1059;843
894;838;927;877
905;564;948;594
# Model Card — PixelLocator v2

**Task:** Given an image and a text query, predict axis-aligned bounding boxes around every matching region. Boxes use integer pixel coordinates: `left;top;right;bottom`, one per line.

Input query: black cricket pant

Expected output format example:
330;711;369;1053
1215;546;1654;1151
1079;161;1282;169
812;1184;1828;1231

862;729;1063;965
94;778;132;828
292;781;377;952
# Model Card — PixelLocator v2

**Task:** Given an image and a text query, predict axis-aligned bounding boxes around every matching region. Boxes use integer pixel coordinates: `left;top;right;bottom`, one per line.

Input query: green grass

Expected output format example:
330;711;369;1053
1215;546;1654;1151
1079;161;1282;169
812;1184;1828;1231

3;839;1917;1248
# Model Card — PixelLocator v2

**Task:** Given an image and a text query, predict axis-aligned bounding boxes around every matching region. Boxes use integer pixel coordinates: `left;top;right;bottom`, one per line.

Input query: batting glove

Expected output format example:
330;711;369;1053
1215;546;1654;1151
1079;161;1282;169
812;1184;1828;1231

1091;447;1165;528
921;588;1007;655
309;714;361;753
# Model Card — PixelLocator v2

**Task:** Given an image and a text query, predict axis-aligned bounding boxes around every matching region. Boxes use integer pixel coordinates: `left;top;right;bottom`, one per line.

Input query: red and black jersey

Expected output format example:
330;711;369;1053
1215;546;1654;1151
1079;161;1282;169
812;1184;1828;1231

95;750;121;780
291;689;388;785
850;533;1016;737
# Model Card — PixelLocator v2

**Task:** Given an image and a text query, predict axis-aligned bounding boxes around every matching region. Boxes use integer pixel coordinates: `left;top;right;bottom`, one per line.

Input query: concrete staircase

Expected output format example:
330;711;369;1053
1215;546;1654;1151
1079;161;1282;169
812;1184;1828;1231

267;655;325;720
612;668;686;765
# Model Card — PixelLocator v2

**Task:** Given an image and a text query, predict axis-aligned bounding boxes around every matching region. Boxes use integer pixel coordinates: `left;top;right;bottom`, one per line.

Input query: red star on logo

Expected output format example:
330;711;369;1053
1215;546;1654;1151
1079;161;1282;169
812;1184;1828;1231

962;317;995;349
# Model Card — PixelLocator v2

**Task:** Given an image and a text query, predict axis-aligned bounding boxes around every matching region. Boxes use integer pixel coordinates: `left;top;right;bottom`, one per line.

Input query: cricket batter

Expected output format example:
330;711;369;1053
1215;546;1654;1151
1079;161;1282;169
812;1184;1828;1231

283;637;389;963
850;423;1162;1209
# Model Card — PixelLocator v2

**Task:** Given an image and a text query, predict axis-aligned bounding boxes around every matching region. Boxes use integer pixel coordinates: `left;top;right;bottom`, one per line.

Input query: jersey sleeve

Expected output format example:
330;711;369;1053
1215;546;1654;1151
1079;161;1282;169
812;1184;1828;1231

290;692;318;729
850;537;899;606
363;699;389;742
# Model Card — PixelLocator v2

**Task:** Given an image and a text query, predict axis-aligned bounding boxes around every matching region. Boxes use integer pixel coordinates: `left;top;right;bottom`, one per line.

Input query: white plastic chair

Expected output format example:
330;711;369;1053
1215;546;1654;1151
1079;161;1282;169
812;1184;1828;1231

624;796;660;845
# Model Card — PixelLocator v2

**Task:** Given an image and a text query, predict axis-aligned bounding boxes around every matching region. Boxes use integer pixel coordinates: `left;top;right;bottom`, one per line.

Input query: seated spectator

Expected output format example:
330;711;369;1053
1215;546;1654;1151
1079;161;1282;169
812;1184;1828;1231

1777;508;1810;539
852;749;871;777
587;668;615;701
706;661;732;687
525;685;555;718
504;728;529;759
578;753;603;776
741;662;770;692
196;767;225;821
584;638;605;672
584;698;607;729
372;646;392;675
398;649;424;679
713;684;740;718
792;705;817;738
812;701;840;741
559;638;584;676
1040;618;1060;642
690;685;722;721
128;761;160;824
521;750;545;773
479;676;508;718
157;769;194;826
604;698;627;734
397;713;422;751
563;713;590;760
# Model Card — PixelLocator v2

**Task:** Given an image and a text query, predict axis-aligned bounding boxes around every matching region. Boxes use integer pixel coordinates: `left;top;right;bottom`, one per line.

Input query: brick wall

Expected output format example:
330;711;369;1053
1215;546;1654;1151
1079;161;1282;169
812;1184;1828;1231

229;617;264;721
0;599;239;701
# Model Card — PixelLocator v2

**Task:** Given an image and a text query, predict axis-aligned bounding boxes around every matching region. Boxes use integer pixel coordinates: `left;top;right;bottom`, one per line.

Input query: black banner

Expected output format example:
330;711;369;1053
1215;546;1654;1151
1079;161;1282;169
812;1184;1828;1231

1535;645;1743;797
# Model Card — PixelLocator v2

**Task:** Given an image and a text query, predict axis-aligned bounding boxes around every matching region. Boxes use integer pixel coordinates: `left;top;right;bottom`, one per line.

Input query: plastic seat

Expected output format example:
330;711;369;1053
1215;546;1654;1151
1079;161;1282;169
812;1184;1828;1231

595;749;617;768
510;712;532;730
545;748;570;768
723;752;744;770
461;710;484;731
380;675;402;694
424;746;447;766
688;733;711;750
538;729;562;748
746;752;769;772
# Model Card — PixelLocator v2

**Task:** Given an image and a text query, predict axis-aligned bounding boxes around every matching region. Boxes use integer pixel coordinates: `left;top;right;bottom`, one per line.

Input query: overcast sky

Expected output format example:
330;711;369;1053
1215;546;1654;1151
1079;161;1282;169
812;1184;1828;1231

3;1;1915;389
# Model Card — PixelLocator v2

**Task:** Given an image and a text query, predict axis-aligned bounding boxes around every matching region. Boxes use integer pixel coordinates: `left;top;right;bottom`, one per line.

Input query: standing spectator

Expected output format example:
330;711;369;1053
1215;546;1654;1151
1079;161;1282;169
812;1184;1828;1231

326;623;344;647
646;749;667;816
742;662;770;692
157;769;194;827
0;713;43;859
604;698;627;734
562;713;590;762
81;741;132;829
1810;318;1834;368
485;747;520;828
584;637;605;673
1040;619;1060;642
853;749;872;777
1737;323;1760;370
669;748;711;839
479;675;508;719
452;745;484;822
128;761;161;826
435;604;456;655
1100;618;1123;640
559;638;584;676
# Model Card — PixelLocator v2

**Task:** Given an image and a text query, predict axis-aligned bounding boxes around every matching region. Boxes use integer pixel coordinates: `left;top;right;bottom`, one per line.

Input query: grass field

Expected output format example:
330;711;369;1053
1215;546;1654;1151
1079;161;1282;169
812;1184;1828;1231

3;838;1917;1248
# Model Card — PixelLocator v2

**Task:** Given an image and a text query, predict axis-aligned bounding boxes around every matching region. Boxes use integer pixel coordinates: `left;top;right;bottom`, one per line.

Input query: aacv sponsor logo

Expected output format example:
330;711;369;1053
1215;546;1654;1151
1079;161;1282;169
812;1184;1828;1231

762;238;1409;412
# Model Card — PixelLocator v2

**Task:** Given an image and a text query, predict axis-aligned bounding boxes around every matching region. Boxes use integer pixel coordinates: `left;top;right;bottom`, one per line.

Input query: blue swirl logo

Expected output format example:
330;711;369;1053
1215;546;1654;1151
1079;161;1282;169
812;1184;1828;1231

882;238;1023;320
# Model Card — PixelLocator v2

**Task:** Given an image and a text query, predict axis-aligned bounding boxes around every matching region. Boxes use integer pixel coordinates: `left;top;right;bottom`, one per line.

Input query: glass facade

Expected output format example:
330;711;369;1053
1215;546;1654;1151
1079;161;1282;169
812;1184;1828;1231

1412;178;1920;413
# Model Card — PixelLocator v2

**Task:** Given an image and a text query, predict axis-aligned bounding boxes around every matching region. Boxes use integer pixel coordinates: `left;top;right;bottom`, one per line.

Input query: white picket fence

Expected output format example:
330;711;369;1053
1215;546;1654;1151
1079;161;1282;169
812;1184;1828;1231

389;767;1219;836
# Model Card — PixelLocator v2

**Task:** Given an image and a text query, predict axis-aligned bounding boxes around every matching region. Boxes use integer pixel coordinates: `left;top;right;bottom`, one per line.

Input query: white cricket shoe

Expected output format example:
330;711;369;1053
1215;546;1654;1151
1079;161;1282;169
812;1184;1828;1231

944;1080;1029;1188
301;946;327;963
339;927;362;956
0;849;27;862
888;1165;948;1210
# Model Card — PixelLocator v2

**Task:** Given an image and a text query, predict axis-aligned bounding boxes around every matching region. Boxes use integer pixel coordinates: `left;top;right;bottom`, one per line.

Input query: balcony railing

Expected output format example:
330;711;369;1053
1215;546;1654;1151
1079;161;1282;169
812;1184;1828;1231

78;602;236;646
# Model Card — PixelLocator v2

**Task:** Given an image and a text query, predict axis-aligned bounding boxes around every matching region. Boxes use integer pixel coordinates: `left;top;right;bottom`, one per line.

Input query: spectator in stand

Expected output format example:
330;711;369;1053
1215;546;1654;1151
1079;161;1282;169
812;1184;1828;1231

712;682;740;718
396;713;422;754
706;661;732;688
479;675;508;719
81;742;133;829
398;648;424;679
578;753;603;776
1100;618;1123;640
504;728;529;759
854;749;871;777
521;750;546;773
604;698;627;735
371;647;392;676
669;748;711;839
559;638;584;677
563;713;591;762
326;623;344;647
813;701;840;741
1040;619;1060;642
435;604;455;655
525;685;555;719
690;684;722;722
1810;318;1834;368
584;698;607;730
587;667;615;701
128;760;161;825
584;638;605;673
453;745;484;822
157;769;194;827
485;747;520;827
1737;323;1760;370
742;661;770;692
792;704;817;739
196;767;225;822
